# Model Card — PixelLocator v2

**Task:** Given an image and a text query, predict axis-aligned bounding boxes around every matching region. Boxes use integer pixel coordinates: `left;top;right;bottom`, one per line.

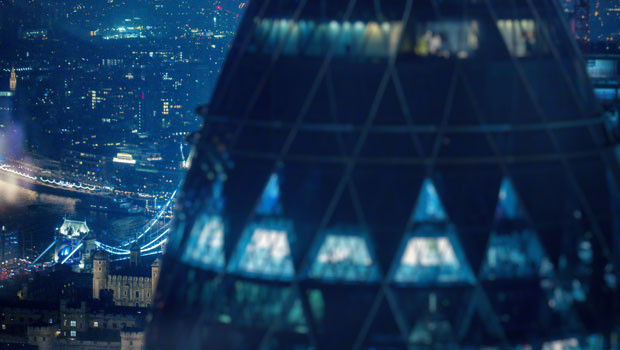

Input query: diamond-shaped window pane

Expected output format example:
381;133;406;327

413;179;447;222
392;227;474;285
181;215;225;270
481;229;551;280
228;221;295;280
307;231;380;282
256;173;282;216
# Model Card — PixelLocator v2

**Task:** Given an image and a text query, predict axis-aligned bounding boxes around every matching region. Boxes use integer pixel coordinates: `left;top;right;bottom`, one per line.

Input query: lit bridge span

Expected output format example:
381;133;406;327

30;189;178;266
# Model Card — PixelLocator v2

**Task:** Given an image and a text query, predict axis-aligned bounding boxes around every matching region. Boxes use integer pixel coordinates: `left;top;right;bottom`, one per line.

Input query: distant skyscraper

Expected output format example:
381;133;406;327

574;0;590;52
148;1;620;349
9;67;16;91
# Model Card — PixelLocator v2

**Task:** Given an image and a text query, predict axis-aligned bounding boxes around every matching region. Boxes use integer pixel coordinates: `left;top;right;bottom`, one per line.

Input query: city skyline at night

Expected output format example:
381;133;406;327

0;0;620;349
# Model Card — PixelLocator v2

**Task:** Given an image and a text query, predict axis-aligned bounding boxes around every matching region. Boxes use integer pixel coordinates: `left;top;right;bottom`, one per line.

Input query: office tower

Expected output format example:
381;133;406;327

148;1;620;348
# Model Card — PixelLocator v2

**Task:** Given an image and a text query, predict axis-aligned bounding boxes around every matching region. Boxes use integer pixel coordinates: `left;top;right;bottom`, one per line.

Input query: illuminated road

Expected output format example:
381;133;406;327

0;159;164;201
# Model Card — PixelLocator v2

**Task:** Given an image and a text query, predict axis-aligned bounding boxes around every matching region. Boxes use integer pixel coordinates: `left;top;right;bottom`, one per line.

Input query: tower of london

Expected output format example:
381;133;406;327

92;244;160;308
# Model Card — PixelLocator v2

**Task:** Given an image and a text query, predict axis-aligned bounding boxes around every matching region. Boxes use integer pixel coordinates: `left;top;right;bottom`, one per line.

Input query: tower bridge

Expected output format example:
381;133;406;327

30;188;178;267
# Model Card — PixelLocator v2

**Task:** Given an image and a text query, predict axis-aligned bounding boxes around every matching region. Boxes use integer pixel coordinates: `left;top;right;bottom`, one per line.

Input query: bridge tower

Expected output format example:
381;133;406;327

54;218;89;262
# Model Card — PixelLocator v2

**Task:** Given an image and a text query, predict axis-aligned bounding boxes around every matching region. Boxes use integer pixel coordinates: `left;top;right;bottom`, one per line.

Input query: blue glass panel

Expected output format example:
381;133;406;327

306;229;381;282
480;229;551;280
587;59;618;79
413;179;447;222
228;220;295;280
594;88;617;102
256;174;283;216
391;225;475;285
495;178;525;220
181;214;225;270
230;281;307;332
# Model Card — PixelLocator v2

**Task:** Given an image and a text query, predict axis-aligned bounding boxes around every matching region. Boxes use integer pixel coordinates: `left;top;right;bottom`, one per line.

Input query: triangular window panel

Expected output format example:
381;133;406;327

306;228;381;283
391;225;475;285
256;173;283;216
181;214;225;270
413;179;447;222
481;229;553;280
228;220;295;280
495;178;525;220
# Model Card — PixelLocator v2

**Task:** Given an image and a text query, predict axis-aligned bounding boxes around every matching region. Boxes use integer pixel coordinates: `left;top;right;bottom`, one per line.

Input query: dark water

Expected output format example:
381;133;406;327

0;178;147;260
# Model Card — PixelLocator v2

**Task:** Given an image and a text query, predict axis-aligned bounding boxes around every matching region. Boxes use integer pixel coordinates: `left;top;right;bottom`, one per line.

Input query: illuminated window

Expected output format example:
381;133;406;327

256;174;282;216
401;237;458;267
587;59;618;79
306;230;380;282
70;331;76;337
93;321;98;328
411;20;479;58
542;338;579;350
392;227;475;285
70;320;76;327
181;215;224;270
481;229;550;280
413;179;446;222
485;178;552;280
495;178;524;220
594;88;618;102
253;19;403;57
497;19;539;57
228;221;295;280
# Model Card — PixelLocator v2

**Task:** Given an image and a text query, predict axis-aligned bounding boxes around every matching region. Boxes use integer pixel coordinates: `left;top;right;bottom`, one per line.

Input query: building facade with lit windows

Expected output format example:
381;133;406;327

147;0;620;349
92;249;161;308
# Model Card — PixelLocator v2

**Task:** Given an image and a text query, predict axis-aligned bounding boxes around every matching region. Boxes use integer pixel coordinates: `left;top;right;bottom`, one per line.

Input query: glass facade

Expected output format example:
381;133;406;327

306;229;380;283
147;1;620;349
228;221;296;280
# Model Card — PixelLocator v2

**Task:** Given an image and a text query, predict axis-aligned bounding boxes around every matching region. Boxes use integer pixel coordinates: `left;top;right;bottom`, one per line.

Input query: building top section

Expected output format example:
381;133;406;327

208;0;599;130
59;219;89;237
112;152;136;165
93;250;107;260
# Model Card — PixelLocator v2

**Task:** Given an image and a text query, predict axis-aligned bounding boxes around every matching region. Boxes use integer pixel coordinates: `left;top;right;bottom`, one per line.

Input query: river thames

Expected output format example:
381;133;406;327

0;177;147;261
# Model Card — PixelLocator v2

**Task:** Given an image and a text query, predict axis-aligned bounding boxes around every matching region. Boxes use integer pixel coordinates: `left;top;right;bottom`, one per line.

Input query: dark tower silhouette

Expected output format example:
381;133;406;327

147;0;620;349
130;242;141;267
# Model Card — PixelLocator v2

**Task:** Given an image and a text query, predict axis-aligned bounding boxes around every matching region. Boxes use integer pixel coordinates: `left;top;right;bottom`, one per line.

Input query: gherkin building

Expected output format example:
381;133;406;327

147;0;620;349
